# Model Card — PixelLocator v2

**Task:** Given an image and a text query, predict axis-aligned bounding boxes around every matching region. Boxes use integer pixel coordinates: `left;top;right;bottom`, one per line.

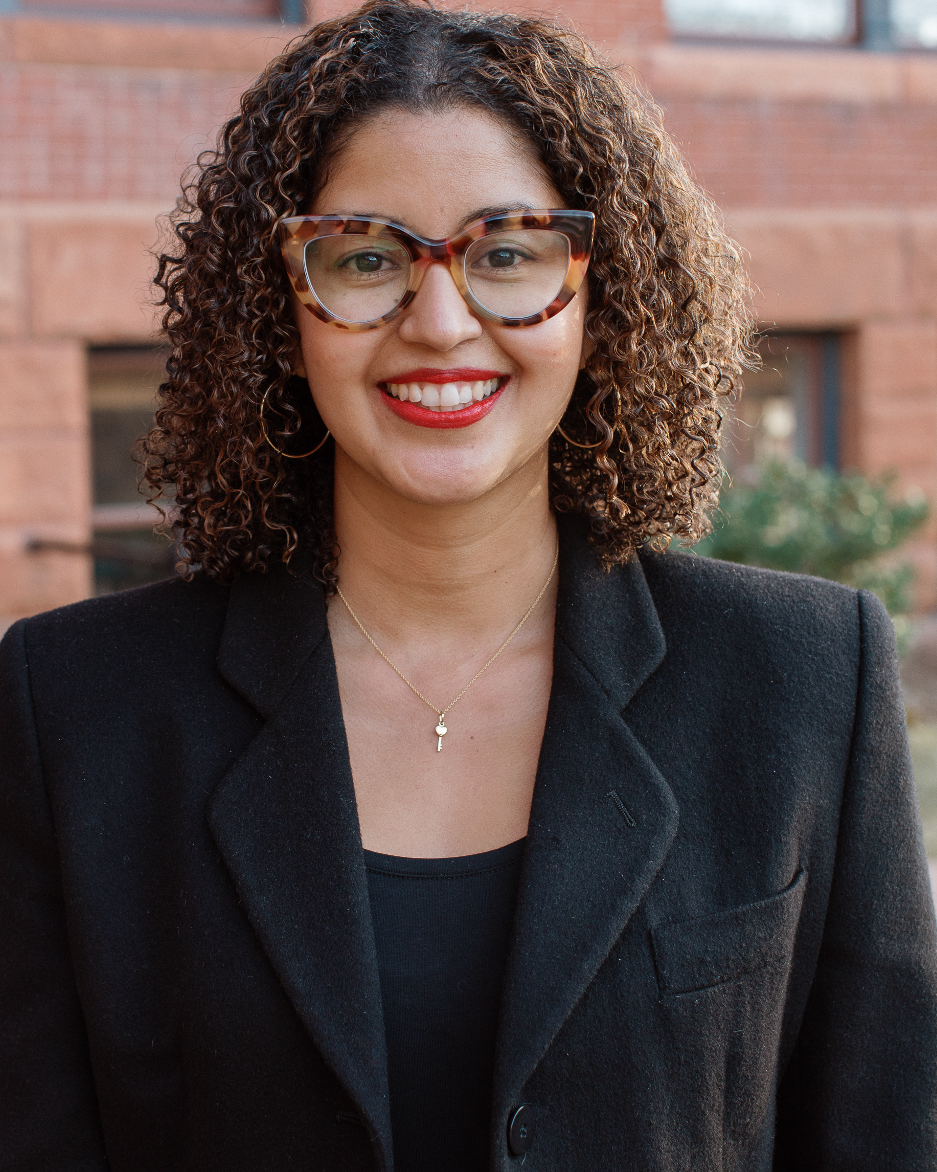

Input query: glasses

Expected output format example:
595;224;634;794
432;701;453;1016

278;209;594;331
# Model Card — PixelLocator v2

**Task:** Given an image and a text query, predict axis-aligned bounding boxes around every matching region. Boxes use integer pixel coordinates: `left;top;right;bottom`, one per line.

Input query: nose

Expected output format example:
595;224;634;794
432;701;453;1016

396;261;483;351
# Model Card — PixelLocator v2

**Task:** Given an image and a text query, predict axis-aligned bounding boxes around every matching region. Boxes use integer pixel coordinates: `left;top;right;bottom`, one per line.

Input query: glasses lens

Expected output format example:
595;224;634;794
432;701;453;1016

303;234;410;323
464;230;571;319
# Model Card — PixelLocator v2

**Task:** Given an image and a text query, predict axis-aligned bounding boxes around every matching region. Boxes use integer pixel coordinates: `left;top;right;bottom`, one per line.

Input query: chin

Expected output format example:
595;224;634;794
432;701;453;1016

383;454;507;508
395;474;498;509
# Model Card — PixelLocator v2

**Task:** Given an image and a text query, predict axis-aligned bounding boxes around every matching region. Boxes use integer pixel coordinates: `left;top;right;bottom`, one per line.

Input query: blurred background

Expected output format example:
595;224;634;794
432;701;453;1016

2;0;937;864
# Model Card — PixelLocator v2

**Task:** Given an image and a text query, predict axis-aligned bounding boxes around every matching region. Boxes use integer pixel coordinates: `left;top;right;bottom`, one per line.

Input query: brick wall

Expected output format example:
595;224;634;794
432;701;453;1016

0;17;295;627
645;45;937;208
1;2;936;622
634;43;937;605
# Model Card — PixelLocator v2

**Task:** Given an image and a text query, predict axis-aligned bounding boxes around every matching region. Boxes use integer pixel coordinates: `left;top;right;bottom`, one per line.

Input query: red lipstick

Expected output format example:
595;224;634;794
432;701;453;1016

384;368;504;384
380;369;507;430
384;388;504;428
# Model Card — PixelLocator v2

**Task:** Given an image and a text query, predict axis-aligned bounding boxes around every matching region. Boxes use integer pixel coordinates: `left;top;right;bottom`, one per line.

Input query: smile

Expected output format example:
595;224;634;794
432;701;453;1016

379;369;507;429
385;377;500;410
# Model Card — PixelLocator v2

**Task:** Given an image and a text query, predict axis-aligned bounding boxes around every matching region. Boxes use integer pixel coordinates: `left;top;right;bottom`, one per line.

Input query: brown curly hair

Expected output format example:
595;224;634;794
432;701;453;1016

142;0;754;589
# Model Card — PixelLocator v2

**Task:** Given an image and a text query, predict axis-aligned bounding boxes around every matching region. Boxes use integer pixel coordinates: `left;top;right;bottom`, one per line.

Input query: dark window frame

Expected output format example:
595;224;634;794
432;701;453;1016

723;331;843;480
87;343;177;595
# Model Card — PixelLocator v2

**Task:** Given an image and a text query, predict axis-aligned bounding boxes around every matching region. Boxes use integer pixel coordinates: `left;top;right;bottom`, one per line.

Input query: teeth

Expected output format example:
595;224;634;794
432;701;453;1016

386;378;500;411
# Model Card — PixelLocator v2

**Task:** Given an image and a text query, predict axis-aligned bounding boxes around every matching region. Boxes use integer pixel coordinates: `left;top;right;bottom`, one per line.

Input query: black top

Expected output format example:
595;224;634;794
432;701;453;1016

364;839;526;1172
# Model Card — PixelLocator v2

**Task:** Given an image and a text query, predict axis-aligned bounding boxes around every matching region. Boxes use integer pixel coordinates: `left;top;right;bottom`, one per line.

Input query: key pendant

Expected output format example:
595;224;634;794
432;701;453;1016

435;717;448;752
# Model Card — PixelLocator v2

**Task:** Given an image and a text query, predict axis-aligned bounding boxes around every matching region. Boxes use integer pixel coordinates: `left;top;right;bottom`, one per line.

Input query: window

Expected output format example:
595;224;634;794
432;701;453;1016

665;0;937;47
88;346;176;595
664;0;857;42
892;0;937;47
723;334;841;480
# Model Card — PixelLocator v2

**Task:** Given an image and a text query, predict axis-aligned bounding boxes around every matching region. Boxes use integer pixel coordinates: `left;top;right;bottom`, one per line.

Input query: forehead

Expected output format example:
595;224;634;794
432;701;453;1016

312;105;562;239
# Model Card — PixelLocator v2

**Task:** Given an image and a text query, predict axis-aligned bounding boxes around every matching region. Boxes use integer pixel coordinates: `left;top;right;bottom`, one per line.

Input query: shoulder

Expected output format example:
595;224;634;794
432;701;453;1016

2;574;231;705
640;547;862;625
637;548;887;675
631;552;902;770
22;572;228;648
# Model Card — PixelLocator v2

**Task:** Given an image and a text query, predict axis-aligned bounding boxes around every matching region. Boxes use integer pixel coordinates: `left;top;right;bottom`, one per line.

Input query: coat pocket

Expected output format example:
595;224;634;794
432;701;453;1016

650;870;806;996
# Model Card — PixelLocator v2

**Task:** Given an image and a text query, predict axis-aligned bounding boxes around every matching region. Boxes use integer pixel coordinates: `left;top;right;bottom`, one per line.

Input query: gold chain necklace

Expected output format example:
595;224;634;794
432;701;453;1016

335;543;559;752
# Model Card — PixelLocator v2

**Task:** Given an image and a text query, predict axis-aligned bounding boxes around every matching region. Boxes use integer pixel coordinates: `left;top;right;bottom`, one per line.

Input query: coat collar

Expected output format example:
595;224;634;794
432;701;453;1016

552;513;667;707
208;519;677;1170
216;556;328;719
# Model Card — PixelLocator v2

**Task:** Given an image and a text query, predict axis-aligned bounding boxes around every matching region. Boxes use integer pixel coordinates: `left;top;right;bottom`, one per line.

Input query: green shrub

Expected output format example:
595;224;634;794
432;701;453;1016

693;460;929;646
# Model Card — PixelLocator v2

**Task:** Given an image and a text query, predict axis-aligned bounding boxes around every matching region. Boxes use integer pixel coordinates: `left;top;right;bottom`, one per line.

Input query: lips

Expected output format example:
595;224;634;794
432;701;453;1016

383;387;504;428
379;369;507;429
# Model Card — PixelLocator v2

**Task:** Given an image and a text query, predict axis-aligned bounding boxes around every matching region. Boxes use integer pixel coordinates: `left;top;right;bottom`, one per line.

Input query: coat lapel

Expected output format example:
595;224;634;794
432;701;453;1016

494;522;679;1118
208;565;392;1169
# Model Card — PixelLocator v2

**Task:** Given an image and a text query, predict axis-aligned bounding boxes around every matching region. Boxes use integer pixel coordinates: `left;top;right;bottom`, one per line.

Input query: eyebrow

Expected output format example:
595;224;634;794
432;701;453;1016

320;203;538;237
458;203;532;227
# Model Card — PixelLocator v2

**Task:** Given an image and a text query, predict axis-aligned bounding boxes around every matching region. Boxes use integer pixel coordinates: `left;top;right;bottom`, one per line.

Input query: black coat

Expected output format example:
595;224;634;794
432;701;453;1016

1;518;935;1171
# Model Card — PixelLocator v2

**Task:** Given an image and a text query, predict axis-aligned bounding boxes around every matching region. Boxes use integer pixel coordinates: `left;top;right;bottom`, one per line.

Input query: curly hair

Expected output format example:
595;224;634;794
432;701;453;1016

142;0;754;588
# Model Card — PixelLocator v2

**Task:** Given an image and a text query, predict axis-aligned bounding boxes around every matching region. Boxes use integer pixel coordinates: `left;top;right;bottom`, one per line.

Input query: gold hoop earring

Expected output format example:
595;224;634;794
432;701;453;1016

260;388;330;458
555;423;603;450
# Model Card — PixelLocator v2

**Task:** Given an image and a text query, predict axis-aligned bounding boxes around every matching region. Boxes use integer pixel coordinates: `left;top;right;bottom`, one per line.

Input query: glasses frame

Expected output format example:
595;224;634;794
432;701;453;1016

277;209;594;331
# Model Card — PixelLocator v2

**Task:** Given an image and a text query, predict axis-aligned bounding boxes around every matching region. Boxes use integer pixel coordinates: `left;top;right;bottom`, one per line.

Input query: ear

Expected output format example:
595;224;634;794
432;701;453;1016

579;333;593;371
292;346;308;379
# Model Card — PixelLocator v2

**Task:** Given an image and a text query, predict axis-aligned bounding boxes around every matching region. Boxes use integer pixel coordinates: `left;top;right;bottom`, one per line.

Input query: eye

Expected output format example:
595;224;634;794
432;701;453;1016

483;247;523;269
343;251;387;273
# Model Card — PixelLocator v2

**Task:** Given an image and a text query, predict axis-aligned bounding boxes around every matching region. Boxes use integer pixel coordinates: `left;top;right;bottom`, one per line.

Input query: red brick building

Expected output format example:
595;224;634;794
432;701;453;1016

1;0;936;625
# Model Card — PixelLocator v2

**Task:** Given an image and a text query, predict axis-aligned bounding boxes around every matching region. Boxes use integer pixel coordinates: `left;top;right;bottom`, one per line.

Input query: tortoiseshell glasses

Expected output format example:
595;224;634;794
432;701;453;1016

278;209;594;331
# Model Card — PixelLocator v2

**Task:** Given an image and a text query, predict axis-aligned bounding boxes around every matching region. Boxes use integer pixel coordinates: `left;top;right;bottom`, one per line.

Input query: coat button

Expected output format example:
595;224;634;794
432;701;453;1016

507;1104;535;1156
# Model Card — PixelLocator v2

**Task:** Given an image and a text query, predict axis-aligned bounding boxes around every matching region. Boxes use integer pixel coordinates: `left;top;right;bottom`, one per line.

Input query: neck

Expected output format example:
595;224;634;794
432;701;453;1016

330;445;557;647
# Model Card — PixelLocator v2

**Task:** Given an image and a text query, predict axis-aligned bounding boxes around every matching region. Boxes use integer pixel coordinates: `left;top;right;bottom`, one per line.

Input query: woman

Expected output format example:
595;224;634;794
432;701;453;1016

1;2;934;1168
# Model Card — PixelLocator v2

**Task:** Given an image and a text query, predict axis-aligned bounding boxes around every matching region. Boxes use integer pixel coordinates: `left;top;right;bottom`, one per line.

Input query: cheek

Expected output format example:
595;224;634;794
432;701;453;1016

296;317;375;403
510;315;585;393
537;290;588;367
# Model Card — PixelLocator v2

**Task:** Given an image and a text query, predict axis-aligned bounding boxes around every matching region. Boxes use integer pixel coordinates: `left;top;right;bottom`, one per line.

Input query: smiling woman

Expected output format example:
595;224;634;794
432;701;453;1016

0;2;935;1171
